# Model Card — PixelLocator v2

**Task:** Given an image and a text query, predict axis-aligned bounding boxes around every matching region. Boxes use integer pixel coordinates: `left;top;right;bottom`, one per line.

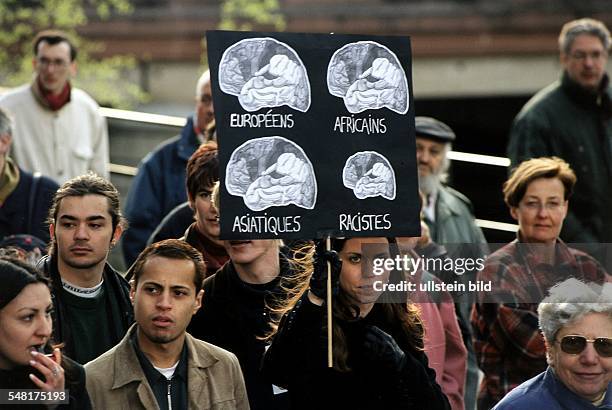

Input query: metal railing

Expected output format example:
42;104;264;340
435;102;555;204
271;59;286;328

102;106;518;233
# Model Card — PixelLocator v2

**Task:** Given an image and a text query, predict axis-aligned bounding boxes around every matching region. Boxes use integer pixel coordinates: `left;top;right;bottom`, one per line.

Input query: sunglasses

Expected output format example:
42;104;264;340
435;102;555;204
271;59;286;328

556;335;612;357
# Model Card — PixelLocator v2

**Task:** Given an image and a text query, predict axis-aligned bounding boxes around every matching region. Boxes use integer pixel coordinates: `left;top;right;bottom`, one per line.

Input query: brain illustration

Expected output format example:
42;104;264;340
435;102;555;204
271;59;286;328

226;136;317;211
327;41;409;114
218;38;311;112
343;151;396;200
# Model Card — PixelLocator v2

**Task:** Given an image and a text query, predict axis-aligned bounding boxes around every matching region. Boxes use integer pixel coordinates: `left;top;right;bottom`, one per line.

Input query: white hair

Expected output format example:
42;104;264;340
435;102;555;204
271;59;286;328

196;69;211;97
538;278;612;343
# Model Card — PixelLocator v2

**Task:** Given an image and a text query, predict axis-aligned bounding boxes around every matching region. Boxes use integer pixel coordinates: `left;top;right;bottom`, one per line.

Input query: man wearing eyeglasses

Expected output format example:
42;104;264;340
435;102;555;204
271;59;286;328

0;30;109;184
122;70;214;266
508;18;612;245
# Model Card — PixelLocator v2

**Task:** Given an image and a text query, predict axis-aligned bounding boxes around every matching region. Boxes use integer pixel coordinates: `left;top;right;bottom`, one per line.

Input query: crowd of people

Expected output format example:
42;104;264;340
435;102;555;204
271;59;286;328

0;17;611;410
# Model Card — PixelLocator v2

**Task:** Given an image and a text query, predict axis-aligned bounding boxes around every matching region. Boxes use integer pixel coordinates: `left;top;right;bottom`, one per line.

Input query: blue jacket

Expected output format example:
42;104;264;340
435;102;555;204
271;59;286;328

122;116;199;265
494;367;612;410
0;165;58;242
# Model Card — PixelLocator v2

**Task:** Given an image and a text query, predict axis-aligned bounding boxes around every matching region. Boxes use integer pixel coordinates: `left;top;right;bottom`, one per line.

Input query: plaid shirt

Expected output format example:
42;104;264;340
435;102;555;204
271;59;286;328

471;238;609;409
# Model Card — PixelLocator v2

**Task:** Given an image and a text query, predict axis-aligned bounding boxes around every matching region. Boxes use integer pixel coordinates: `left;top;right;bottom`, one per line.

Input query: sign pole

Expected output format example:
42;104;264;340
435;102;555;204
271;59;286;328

326;236;333;368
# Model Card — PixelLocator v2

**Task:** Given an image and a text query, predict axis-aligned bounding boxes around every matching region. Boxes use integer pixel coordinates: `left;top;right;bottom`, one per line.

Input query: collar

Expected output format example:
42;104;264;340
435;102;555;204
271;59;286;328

0;157;20;205
61;277;104;298
545;367;612;409
423;192;437;222
111;324;219;390
434;187;460;220
514;233;577;270
561;71;611;109
227;248;293;293
30;77;72;111
184;223;229;273
211;249;291;305
131;329;188;383
178;117;200;161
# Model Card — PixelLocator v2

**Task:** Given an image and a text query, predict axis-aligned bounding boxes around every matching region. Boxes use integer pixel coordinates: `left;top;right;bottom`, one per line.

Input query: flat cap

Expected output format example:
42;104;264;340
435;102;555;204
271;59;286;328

415;116;456;142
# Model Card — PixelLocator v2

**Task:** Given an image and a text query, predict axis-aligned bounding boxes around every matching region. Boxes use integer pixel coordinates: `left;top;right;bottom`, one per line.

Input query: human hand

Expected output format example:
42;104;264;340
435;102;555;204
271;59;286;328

29;348;65;392
309;240;342;301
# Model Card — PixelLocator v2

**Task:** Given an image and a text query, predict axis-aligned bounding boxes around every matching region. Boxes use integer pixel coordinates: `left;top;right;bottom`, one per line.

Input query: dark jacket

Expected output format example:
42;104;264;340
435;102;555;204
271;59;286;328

147;201;194;246
122;117;199;265
37;255;134;362
508;72;612;243
0;167;58;242
181;222;229;277
263;297;451;410
187;252;292;410
0;355;91;410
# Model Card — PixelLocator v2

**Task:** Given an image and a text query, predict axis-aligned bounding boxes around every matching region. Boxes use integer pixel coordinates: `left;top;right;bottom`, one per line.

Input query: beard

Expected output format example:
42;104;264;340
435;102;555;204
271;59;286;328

142;327;182;345
419;172;441;196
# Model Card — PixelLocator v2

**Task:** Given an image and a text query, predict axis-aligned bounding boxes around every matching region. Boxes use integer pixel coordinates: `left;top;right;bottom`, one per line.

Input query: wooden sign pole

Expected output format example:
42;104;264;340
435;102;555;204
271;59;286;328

326;236;333;368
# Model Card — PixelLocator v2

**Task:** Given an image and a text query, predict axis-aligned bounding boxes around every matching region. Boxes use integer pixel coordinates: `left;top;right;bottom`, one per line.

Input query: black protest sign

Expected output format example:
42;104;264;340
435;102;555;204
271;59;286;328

207;30;421;240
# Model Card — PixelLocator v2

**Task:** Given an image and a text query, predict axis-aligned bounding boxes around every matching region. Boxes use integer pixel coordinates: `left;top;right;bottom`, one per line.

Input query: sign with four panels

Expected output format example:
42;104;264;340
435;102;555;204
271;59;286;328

207;30;420;240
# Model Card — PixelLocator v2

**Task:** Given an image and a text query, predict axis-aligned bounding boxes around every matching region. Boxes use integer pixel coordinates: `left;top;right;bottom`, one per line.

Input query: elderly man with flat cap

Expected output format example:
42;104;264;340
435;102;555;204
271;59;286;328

416;116;486;247
415;116;488;410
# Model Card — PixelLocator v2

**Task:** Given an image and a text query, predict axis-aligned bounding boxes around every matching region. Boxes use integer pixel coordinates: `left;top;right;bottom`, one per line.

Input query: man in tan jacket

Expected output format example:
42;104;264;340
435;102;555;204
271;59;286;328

85;239;249;409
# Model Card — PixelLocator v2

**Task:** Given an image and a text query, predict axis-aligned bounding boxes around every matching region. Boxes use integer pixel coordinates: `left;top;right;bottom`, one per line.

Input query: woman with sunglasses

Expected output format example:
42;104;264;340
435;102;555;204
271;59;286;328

471;157;610;409
494;278;612;409
0;257;91;409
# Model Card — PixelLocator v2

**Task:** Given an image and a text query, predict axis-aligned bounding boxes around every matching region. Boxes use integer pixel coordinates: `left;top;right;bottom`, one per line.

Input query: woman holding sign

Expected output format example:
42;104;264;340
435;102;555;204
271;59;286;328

0;257;90;409
471;157;610;409
263;237;450;409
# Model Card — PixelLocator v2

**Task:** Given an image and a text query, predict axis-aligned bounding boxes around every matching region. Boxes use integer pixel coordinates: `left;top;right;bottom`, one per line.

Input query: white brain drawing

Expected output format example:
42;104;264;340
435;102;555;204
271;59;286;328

327;41;409;114
226;137;317;211
343;152;396;200
219;38;311;112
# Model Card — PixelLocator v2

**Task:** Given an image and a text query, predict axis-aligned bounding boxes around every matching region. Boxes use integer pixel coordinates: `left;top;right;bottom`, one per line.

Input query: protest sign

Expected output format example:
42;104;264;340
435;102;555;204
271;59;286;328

207;30;420;239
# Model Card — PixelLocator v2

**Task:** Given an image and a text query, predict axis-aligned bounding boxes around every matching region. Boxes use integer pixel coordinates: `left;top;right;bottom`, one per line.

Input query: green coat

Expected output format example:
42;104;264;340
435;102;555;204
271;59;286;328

427;185;488;250
85;325;250;410
508;72;612;243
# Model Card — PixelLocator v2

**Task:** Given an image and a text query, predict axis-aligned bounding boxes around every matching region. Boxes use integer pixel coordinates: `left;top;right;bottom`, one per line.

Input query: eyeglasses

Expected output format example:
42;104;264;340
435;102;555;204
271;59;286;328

37;57;70;69
556;335;612;357
520;200;564;212
570;51;607;61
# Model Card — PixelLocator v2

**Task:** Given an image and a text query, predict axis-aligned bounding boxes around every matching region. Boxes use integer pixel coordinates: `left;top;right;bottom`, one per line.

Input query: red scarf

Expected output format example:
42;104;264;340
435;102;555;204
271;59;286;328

38;77;71;111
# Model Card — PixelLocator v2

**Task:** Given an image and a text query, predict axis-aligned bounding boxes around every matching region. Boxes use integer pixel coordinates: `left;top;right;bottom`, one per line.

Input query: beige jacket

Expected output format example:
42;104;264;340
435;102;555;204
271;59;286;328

85;325;249;410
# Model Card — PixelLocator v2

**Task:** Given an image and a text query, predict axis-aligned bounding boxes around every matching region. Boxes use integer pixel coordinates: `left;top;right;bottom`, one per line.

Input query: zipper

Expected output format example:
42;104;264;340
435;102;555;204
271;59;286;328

167;379;172;410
